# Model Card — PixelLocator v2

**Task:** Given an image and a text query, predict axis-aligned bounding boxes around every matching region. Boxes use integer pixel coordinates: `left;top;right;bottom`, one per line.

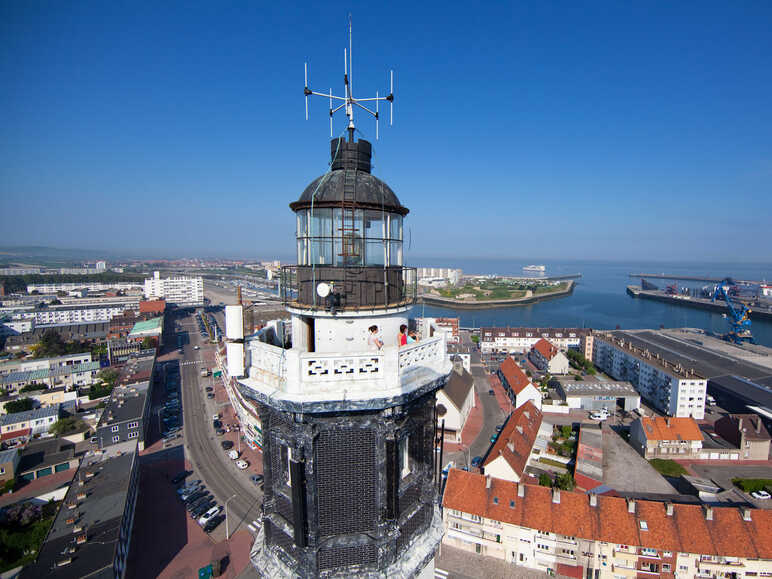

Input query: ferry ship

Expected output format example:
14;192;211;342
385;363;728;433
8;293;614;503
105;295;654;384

523;264;546;272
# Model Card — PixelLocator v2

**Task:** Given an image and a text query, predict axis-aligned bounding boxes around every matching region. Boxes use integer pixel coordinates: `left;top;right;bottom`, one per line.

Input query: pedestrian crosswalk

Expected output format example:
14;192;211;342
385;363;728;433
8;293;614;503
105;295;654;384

247;519;262;534
180;360;204;366
434;568;449;578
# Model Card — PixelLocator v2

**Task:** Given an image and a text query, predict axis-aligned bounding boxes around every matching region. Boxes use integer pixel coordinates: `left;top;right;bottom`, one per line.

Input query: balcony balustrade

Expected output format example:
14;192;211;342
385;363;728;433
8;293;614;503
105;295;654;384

241;333;450;404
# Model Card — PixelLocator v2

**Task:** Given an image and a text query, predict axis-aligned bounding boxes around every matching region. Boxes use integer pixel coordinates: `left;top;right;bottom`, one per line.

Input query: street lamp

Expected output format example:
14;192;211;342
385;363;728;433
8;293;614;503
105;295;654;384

225;493;237;540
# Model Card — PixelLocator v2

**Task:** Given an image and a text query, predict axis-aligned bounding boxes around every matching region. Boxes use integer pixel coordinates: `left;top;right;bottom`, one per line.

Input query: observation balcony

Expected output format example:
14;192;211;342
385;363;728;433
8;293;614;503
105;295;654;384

280;265;417;313
237;332;451;412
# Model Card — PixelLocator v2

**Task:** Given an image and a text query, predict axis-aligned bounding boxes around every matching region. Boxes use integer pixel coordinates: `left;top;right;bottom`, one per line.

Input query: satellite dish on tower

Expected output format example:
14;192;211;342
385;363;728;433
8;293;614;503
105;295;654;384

316;282;331;298
304;15;395;141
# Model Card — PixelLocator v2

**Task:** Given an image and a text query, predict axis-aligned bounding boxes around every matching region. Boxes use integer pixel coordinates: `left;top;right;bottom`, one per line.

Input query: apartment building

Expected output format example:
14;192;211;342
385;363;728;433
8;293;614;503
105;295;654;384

593;334;706;419
481;327;592;358
21;441;140;579
529;338;570;375
95;380;151;451
0;352;92;377
143;271;203;306
482;402;544;483
26;281;144;293
497;357;541;411
714;414;771;461
630;417;704;459
443;469;772;579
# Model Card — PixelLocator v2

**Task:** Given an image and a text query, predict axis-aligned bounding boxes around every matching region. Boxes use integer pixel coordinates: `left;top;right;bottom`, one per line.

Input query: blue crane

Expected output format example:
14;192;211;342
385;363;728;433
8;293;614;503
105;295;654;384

712;277;753;344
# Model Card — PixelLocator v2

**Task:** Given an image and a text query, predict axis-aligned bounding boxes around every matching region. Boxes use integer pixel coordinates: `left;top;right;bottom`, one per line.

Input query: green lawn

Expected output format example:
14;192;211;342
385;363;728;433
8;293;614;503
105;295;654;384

649;458;687;477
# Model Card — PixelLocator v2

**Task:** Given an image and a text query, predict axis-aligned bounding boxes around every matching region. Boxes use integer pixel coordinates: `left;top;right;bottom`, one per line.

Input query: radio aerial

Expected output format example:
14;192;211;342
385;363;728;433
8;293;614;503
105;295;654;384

304;16;394;141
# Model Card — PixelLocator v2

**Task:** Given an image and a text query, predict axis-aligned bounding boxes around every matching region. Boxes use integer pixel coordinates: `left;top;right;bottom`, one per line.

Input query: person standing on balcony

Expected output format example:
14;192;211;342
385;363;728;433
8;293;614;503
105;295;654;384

398;324;408;346
368;325;383;350
407;330;417;344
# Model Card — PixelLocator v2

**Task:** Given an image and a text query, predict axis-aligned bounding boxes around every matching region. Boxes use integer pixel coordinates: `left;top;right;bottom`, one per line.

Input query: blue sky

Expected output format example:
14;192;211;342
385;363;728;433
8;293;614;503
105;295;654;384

1;1;771;263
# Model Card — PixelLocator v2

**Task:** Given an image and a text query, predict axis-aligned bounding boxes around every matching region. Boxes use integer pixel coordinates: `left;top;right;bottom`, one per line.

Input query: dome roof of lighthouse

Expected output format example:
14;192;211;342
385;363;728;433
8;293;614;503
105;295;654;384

289;137;409;216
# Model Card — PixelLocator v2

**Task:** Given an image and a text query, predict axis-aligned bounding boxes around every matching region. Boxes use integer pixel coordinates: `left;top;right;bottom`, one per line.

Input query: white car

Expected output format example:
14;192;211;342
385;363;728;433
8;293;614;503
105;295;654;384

751;490;771;500
194;345;200;350
589;411;607;421
228;450;240;460
198;505;221;526
236;460;249;470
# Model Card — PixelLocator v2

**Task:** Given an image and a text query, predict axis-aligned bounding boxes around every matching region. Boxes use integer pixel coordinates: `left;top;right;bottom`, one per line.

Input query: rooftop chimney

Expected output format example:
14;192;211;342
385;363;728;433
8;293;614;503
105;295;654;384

756;416;762;434
552;488;561;504
589;494;598;507
665;503;674;516
486;475;492;489
666;418;671;428
704;505;713;521
741;507;752;522
627;499;636;514
517;484;525;498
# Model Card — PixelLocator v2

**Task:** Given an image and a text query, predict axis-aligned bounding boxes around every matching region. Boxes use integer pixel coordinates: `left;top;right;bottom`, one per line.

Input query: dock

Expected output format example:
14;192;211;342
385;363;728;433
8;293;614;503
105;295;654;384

630;273;763;285
626;286;772;321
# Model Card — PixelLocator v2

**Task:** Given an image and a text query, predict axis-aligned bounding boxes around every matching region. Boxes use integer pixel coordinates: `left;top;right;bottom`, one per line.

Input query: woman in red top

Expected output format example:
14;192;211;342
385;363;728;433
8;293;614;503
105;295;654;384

398;324;408;346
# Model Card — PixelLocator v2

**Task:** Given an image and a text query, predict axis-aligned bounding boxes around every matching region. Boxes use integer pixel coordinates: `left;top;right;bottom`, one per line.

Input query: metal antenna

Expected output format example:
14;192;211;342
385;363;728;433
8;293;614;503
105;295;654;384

303;16;395;141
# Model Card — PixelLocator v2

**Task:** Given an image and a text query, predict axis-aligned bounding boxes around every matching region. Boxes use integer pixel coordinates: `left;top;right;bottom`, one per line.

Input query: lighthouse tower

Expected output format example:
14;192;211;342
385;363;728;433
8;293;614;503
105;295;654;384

234;31;451;578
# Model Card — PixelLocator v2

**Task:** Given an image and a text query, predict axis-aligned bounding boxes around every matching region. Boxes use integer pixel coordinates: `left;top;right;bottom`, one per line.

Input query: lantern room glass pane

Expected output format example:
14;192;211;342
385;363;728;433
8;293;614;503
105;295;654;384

309;208;333;237
389;215;402;240
310;238;333;265
297;239;308;265
389;241;403;266
364;210;385;240
297;210;308;237
365;240;386;266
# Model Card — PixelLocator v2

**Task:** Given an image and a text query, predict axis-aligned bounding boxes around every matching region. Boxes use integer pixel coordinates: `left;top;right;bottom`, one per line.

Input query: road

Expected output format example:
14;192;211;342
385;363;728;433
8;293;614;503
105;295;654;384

175;310;263;536
458;330;504;464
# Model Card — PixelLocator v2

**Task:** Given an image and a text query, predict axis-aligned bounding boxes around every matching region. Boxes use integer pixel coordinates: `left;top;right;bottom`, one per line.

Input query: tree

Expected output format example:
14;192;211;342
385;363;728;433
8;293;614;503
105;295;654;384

141;337;156;350
34;330;66;358
470;335;479;344
554;472;576;491
48;417;85;436
538;473;552;487
98;369;119;387
5;398;34;414
561;425;572;439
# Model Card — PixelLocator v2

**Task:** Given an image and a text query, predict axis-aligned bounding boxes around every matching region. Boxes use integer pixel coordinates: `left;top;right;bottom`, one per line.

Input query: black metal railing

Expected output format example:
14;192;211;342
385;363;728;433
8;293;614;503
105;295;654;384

280;265;417;311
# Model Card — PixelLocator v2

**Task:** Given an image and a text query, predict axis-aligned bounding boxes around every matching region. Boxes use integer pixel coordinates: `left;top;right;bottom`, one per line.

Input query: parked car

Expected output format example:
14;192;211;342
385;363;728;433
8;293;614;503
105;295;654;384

215;428;225;436
250;474;264;485
194;345;200;350
203;514;224;533
228;450;239;460
471;456;483;468
187;494;211;511
192;500;215;518
183;490;207;504
495;424;503;432
221;440;234;450
212;413;220;420
488;389;495;395
198;505;222;526
589;411;607;421
207;393;215;399
236;460;249;470
751;490;771;500
213;420;222;429
171;471;189;485
179;486;201;501
205;387;214;393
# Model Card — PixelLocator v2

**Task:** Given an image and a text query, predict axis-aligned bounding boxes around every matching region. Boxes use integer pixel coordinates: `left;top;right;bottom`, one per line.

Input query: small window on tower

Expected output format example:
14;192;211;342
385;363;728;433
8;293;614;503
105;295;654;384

281;445;292;487
399;436;410;479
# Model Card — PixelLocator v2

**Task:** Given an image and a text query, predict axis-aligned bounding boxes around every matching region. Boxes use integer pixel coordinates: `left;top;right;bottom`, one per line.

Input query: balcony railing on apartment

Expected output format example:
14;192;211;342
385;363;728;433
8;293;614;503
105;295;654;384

244;333;448;398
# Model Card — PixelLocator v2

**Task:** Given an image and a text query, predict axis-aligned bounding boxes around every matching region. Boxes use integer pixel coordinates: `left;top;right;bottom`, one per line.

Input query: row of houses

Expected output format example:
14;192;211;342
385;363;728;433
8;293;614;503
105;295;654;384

443;470;772;578
480;327;593;359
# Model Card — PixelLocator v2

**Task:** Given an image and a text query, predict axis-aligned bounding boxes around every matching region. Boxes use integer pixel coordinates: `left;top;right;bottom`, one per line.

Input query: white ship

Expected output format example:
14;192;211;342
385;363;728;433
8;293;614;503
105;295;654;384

523;264;546;272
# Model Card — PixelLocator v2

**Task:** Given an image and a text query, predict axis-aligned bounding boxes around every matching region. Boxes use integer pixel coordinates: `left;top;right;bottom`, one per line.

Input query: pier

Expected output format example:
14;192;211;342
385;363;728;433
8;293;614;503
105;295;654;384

626;285;772;321
630;273;763;285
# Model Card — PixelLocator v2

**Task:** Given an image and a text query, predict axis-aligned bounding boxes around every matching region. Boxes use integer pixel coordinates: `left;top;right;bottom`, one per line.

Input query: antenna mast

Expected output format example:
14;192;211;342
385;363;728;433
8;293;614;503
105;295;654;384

304;16;394;141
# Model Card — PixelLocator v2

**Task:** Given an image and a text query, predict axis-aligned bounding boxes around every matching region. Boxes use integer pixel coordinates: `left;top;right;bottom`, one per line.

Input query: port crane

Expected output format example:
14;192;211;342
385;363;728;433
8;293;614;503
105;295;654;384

712;277;753;344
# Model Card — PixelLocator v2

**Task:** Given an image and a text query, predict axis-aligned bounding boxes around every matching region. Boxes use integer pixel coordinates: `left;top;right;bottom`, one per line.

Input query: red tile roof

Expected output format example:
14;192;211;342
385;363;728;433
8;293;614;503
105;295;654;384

482;401;542;477
498;357;531;395
640;417;702;441
1;428;30;441
443;469;772;559
532;338;558;360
